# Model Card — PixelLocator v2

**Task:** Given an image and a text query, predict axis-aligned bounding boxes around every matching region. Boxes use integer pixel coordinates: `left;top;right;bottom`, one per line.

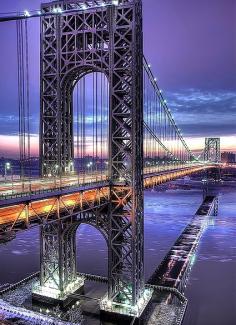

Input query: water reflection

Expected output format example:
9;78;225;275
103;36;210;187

183;189;236;325
0;184;235;324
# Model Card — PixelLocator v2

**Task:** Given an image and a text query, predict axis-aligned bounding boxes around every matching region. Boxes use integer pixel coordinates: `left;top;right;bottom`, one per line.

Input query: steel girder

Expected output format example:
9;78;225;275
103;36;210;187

0;186;109;233
40;0;144;308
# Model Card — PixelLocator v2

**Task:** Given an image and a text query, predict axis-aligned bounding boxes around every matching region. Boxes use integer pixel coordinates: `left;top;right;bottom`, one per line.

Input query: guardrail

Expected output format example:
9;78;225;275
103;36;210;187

0;272;40;295
0;164;209;202
0;180;109;203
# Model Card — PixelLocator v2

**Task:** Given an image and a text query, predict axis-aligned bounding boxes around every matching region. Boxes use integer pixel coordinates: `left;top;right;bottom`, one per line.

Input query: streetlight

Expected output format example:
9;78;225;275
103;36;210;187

86;162;93;183
104;161;109;180
5;162;11;180
162;161;165;171
54;164;59;188
86;161;93;171
69;161;74;174
4;162;14;194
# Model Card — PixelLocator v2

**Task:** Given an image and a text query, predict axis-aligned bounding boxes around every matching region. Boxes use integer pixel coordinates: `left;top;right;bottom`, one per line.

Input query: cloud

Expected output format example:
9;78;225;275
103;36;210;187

165;89;236;138
0;114;40;136
0;88;235;157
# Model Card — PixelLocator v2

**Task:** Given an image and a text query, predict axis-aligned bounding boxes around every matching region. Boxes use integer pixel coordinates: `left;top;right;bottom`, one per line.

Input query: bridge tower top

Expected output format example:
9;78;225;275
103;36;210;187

41;0;141;9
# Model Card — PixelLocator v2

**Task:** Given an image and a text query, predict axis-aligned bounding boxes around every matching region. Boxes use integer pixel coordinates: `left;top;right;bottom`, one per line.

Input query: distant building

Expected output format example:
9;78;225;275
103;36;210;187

221;152;236;163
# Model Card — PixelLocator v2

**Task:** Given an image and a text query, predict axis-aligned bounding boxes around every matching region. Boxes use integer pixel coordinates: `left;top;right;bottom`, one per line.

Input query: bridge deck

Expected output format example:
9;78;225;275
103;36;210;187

0;165;210;232
0;166;187;199
0;165;207;204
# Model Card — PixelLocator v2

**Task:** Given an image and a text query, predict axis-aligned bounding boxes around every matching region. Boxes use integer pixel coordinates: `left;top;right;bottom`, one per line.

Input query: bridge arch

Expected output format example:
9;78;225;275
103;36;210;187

61;219;108;288
63;219;108;246
60;67;110;177
60;64;108;89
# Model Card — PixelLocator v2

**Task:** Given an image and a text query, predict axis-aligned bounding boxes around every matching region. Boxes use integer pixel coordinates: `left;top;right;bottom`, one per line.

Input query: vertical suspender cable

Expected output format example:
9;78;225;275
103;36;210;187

93;73;95;181
100;73;103;182
75;82;79;184
17;19;26;189
80;80;83;184
21;21;26;181
25;19;31;191
16;20;21;180
95;73;98;181
143;69;146;164
83;76;85;183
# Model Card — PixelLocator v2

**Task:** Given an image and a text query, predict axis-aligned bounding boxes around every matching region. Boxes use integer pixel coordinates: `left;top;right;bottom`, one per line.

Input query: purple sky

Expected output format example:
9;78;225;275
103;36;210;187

0;0;235;157
143;0;235;90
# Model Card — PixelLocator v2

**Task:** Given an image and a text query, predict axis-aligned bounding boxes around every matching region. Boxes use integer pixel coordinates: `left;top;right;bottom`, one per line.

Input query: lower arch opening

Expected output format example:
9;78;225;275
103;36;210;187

75;223;108;277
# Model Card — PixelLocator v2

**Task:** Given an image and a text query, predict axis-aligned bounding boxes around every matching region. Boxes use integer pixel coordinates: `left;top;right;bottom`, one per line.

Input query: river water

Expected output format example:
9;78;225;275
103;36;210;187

0;182;235;325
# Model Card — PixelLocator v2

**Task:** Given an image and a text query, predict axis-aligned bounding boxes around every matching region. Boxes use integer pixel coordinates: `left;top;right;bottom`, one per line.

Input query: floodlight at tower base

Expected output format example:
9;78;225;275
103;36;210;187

32;275;85;307
100;288;153;324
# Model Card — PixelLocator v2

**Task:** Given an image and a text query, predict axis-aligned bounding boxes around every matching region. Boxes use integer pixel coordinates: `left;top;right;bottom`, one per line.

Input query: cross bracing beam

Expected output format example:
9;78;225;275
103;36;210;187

0;186;109;230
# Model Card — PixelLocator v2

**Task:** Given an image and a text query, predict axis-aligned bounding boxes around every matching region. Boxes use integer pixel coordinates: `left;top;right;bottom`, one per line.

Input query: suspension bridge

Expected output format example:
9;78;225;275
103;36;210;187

0;1;221;324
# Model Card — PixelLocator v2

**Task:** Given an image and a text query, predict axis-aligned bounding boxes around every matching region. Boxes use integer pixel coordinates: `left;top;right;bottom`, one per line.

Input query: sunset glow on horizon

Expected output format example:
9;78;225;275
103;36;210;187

0;134;235;159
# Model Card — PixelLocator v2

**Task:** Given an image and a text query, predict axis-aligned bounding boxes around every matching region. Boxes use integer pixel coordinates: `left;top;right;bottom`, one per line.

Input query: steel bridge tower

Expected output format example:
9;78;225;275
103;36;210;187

203;138;221;188
204;138;221;163
37;0;151;320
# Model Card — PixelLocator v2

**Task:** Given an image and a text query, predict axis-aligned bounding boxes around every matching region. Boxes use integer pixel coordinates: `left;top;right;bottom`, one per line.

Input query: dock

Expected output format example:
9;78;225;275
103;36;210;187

148;195;218;296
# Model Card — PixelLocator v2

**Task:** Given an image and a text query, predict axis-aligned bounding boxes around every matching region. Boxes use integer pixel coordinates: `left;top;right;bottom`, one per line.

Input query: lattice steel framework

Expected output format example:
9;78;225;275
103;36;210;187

40;0;144;308
38;208;109;297
204;138;221;163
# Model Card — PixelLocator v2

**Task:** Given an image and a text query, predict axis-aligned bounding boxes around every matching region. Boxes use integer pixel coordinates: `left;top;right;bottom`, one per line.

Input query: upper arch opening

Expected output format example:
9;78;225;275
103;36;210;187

61;69;109;182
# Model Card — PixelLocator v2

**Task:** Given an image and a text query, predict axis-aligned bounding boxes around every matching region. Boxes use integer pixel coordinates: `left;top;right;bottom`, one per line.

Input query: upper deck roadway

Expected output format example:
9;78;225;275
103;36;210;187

0;164;212;231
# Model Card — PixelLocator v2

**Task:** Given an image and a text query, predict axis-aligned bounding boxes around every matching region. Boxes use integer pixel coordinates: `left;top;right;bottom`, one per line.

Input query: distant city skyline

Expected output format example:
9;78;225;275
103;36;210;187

0;0;235;158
